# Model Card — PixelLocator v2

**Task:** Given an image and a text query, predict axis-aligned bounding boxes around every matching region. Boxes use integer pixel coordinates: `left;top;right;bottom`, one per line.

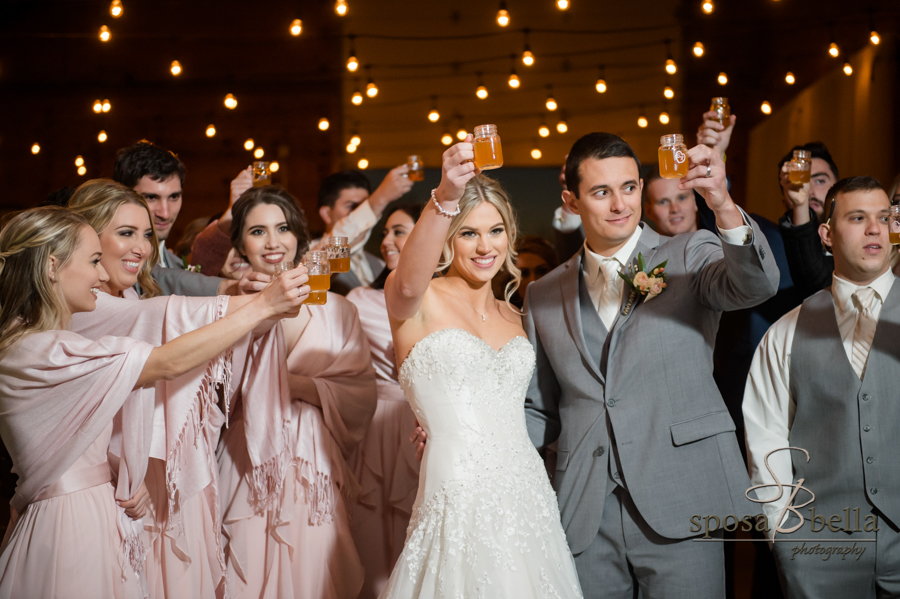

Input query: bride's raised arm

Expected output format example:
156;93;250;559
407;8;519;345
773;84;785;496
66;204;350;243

384;136;478;321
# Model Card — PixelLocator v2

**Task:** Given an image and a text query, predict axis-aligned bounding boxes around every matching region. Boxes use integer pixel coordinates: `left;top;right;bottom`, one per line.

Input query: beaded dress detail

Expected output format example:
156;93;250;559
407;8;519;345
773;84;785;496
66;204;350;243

379;328;583;599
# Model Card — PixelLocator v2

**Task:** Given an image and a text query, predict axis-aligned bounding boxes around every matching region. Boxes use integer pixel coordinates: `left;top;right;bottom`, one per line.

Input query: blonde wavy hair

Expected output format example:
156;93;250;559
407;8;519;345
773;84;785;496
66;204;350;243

0;207;91;355
68;179;161;298
437;175;522;311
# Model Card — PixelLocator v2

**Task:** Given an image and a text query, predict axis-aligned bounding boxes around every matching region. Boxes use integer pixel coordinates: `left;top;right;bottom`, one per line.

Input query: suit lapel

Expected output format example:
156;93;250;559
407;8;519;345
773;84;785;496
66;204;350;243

609;225;662;337
559;252;605;383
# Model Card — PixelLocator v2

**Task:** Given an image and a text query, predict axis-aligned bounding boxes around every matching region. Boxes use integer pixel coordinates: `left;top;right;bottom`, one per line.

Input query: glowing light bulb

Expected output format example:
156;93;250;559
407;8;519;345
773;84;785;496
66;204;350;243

318;118;330;131
663;86;674;99
702;0;714;14
93;99;103;113
870;31;880;45
351;91;363;105
456;129;467;141
366;81;378;98
693;42;705;57
539;125;550;137
595;78;607;93
659;112;670;125
78;165;87;176
546;96;558;111
290;19;303;36
244;139;254;151
508;73;520;88
346;143;357;153
476;85;488;100
522;49;534;66
97;130;108;142
206;124;216;137
335;0;348;16
637;115;648;128
99;25;111;42
717;72;728;85
843;62;853;76
761;101;772;115
785;71;795;85
31;143;40;155
828;42;839;58
270;162;280;172
497;9;510;27
75;155;84;167
358;158;369;169
102;99;111;112
428;109;440;122
170;60;182;76
350;135;361;146
224;93;237;109
531;148;543;159
441;133;454;146
665;59;677;75
556;120;568;133
110;0;123;17
254;148;265;159
347;55;359;72
556;0;569;9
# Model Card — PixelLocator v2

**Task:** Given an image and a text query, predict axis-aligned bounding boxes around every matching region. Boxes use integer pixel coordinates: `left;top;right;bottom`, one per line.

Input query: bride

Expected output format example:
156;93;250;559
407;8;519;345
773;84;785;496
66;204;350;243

381;137;582;598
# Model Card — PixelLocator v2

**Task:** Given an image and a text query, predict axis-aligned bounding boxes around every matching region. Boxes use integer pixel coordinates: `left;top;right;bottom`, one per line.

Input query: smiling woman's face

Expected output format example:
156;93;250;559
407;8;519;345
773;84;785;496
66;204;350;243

447;201;508;285
380;209;416;271
241;203;299;275
97;202;154;297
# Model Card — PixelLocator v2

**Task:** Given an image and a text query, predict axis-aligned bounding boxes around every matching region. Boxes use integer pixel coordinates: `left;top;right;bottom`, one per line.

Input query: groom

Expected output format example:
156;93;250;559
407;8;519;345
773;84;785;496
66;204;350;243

524;133;779;598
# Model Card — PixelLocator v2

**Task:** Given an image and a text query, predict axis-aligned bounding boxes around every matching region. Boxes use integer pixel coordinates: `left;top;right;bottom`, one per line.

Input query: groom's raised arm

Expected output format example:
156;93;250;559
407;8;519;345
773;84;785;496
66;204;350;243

523;285;561;452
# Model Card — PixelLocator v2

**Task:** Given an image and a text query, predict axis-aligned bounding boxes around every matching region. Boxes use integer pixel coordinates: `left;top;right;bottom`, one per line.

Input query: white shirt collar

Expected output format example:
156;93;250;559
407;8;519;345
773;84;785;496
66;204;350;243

831;268;894;314
158;241;169;267
582;224;644;284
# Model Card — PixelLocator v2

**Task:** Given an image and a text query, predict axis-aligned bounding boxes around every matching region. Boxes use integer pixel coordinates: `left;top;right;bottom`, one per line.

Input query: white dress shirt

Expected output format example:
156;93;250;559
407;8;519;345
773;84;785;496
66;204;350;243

311;199;380;286
158;241;172;268
742;269;894;535
553;206;582;233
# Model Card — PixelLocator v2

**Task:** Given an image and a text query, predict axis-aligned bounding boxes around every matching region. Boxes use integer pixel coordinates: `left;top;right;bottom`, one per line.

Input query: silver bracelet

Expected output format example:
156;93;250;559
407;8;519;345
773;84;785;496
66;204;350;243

431;188;461;218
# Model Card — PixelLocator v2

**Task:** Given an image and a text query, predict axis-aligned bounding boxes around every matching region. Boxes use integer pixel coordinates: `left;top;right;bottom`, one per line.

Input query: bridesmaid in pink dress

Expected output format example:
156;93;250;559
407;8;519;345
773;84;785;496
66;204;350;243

346;204;422;599
210;186;376;599
0;207;307;599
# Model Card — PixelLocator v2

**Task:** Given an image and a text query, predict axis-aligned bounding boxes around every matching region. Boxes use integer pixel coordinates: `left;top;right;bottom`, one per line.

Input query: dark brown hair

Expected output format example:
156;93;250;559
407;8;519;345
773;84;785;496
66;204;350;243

231;186;310;263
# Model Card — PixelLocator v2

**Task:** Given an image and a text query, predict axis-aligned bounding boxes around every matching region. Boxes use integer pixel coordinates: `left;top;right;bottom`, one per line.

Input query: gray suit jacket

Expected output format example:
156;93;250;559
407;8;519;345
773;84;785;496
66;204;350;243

525;219;780;553
150;248;223;297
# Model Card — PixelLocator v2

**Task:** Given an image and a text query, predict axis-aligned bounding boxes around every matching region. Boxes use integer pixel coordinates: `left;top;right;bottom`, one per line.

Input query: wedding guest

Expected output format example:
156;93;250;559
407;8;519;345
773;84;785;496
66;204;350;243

744;176;900;598
643;166;699;236
512;235;559;307
217;186;376;599
0;207;306;599
346;203;422;599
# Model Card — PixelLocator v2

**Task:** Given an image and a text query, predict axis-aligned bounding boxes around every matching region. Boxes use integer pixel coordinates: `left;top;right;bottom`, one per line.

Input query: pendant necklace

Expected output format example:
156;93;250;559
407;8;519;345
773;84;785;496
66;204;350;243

445;277;489;322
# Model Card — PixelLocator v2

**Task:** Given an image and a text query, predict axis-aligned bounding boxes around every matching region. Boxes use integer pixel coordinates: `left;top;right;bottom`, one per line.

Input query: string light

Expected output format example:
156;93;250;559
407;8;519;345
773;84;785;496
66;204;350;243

441;132;453;146
785;71;795;85
497;2;510;27
351;88;363;105
347;54;359;72
366;68;378;98
93;99;103;113
693;42;705;57
659;111;670;125
663;86;674;99
270;162;280;172
717;72;728;85
170;60;182;76
97;130;108;142
545;87;557;111
761;101;772;114
539;124;550;137
522;47;535;66
870;30;880;45
99;25;111;42
358;157;369;169
456;128;467;141
254;147;265;159
350;135;361;146
476;73;488;99
828;42;839;57
31;143;40;155
346;143;357;153
508;71;520;88
206;124;216;137
428;108;440;122
101;99;111;113
637;114;648;128
110;0;123;17
290;19;303;36
224;93;237;109
78;165;87;176
556;0;569;10
244;139;254;151
318;117;330;131
665;58;677;75
335;0;348;16
843;62;853;76
75;155;84;167
531;147;543;159
595;66;607;93
556;119;568;133
701;0;714;14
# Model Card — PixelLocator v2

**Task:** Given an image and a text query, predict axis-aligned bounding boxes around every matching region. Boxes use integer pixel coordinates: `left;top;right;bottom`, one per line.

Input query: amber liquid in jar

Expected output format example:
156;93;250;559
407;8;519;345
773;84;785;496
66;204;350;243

303;274;331;305
658;134;689;179
789;150;812;186
408;167;424;181
789;169;811;184
473;124;503;170
253;161;271;187
710;97;730;126
890;207;900;245
329;257;351;273
891;232;900;246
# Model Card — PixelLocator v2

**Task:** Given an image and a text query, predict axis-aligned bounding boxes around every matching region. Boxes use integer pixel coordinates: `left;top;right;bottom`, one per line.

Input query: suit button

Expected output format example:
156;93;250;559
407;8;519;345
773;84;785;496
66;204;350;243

864;425;872;432
871;488;878;495
593;446;605;457
613;472;621;480
867;457;875;464
606;399;616;407
862;394;870;401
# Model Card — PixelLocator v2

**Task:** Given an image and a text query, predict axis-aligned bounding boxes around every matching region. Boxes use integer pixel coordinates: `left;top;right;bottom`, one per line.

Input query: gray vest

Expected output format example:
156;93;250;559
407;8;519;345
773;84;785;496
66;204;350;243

789;283;900;530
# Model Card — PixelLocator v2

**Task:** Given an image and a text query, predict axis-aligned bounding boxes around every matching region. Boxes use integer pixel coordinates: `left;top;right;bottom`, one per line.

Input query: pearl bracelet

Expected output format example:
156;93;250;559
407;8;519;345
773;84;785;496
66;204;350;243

431;188;461;218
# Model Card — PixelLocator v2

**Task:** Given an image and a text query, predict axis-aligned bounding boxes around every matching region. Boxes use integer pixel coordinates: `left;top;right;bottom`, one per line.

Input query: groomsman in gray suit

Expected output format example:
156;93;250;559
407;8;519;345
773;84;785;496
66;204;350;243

524;133;780;598
744;176;900;599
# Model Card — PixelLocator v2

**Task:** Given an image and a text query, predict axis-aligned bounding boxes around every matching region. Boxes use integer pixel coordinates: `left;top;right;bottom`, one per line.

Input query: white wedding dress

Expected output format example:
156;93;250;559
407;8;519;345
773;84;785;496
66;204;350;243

379;328;583;599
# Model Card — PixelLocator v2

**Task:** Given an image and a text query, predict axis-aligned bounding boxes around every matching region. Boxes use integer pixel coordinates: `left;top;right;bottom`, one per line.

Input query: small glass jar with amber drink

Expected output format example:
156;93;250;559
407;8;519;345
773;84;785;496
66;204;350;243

710;97;730;127
658;134;689;179
789;150;811;184
473;124;503;170
890;205;900;246
326;236;351;273
302;251;330;305
253;161;272;187
406;155;424;181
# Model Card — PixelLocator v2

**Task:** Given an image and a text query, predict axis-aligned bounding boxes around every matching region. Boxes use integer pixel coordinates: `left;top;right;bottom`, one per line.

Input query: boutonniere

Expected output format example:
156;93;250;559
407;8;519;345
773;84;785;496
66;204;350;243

618;253;667;303
180;256;201;273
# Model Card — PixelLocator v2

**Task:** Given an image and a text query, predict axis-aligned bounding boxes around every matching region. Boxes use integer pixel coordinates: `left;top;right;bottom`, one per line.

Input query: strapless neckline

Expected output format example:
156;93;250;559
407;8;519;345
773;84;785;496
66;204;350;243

399;328;529;375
